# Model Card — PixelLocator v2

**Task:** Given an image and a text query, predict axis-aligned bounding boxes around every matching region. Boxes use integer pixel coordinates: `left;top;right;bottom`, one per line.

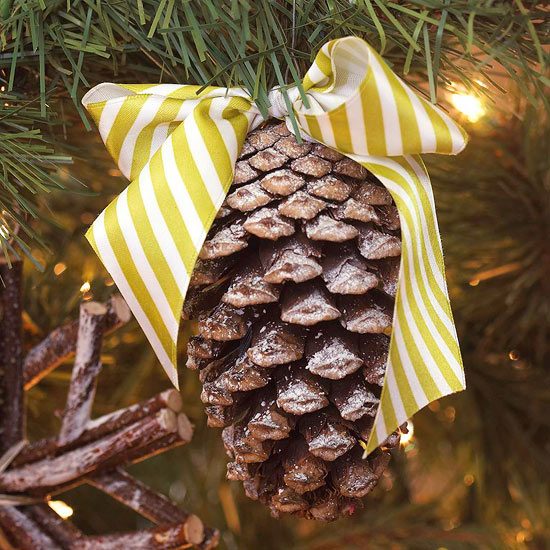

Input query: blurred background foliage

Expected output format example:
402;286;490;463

1;1;549;549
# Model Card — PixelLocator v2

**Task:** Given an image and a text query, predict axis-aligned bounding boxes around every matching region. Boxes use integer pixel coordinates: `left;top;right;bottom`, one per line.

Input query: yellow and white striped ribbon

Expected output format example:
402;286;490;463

82;36;467;455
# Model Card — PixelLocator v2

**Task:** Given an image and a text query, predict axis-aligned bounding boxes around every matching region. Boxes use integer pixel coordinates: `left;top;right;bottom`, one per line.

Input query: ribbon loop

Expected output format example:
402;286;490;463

82;36;467;456
267;86;300;120
295;37;468;157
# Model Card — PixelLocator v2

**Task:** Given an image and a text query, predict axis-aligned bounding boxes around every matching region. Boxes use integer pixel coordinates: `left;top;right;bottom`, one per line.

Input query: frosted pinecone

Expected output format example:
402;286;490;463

185;121;404;521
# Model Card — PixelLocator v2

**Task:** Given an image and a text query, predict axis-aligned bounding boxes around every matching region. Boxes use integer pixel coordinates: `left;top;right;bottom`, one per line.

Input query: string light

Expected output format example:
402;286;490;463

54;263;67;276
516;530;533;543
463;474;475;486
444;406;456;423
450;93;486;123
48;500;74;519
108;168;123;177
80;281;91;293
400;420;414;447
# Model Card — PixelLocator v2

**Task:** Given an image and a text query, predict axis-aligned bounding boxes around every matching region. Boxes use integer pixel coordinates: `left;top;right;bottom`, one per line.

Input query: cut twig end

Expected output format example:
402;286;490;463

177;414;194;442
184;514;205;546
80;301;108;316
158;409;178;433
165;389;183;413
109;294;132;324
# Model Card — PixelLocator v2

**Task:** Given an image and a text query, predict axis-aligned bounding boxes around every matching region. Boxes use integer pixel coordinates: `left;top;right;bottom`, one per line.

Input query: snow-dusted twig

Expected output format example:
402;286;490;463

0;506;60;550
26;504;83;548
89;469;204;545
58;301;108;445
72;522;200;550
0;271;216;548
14;389;182;467
0;409;180;493
23;294;131;390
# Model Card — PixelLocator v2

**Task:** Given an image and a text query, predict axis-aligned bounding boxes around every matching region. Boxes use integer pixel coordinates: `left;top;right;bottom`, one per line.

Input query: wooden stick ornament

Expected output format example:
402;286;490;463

0;271;218;548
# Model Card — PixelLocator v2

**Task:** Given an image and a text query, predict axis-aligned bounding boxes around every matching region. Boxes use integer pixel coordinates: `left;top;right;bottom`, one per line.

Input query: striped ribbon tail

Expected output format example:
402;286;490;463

83;84;255;386
292;37;467;453
82;35;467;454
359;156;465;453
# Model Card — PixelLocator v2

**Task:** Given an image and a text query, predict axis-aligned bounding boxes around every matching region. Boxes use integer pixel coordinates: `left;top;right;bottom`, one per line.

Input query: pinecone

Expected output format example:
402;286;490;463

185;121;404;521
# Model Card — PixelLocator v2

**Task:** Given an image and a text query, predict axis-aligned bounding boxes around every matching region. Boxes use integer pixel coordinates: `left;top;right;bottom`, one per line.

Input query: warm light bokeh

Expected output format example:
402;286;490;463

450;93;486;122
48;500;74;519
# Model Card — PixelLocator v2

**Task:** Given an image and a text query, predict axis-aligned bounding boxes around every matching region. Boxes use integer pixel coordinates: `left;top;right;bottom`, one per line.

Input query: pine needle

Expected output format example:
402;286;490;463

0;0;547;263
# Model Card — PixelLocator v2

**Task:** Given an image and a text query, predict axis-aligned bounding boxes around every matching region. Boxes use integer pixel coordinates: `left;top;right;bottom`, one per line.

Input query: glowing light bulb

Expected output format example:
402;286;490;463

463;473;475;486
48;500;74;519
54;263;67;276
80;281;91;293
450;93;485;123
400;421;414;447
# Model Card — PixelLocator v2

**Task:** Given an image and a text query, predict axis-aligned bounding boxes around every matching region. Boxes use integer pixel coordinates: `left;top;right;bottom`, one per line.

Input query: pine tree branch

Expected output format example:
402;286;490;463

432;100;549;362
0;96;73;263
1;1;546;106
0;1;547;263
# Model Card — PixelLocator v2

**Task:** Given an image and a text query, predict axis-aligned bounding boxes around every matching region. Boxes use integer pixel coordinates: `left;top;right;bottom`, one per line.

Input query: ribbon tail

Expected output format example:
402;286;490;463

352;154;466;455
86;190;183;389
86;96;255;388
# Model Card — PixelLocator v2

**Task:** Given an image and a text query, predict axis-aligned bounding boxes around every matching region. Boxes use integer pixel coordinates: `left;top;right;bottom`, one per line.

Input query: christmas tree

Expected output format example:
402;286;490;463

1;1;548;548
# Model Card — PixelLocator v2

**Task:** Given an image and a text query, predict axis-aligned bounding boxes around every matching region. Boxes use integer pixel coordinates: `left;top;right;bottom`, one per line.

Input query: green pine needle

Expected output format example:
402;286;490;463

0;0;547;264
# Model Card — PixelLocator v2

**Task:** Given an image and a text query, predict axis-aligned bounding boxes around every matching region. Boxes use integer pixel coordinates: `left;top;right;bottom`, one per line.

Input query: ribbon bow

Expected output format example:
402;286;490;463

83;37;467;455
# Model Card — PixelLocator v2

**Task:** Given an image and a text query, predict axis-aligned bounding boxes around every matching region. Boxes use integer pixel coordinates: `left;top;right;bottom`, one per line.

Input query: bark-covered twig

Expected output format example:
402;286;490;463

0;261;24;455
200;527;221;550
0;441;26;474
23;294;131;390
120;413;193;466
71;522;200;550
13;389;182;467
0;505;60;550
89;469;204;545
0;409;181;493
0;274;216;548
119;432;183;465
58;301;107;445
26;504;83;548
